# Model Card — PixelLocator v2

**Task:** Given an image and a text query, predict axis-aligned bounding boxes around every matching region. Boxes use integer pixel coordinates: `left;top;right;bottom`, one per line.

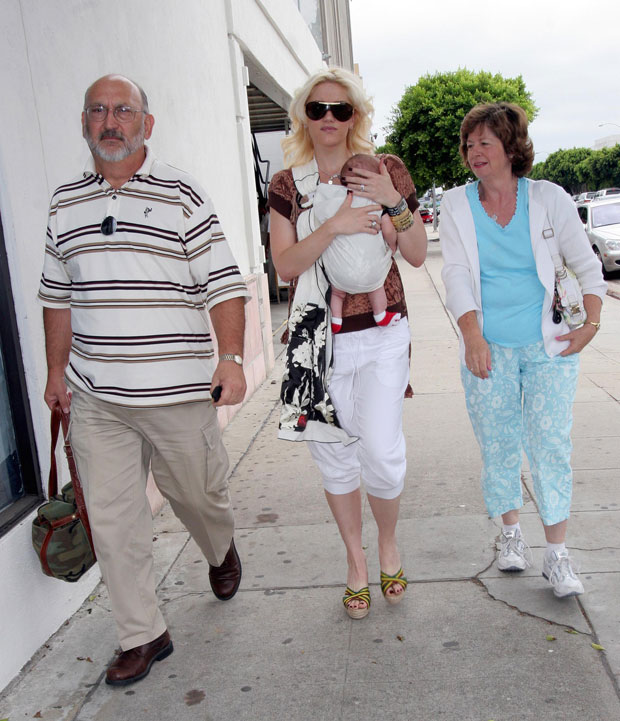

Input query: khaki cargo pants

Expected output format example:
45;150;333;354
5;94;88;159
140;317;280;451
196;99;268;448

68;386;234;650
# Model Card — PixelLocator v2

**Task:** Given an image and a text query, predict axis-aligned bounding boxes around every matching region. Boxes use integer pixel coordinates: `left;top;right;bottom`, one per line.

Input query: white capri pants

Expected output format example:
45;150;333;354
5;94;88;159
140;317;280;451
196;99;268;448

307;318;410;499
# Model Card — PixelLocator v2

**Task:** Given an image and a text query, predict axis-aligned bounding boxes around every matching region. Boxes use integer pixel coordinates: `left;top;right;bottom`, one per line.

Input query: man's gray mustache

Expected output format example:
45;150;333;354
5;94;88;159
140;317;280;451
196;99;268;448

99;130;125;141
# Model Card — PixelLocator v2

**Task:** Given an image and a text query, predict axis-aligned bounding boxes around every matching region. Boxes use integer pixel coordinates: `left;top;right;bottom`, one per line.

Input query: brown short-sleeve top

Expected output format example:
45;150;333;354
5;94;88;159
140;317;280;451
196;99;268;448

268;154;419;333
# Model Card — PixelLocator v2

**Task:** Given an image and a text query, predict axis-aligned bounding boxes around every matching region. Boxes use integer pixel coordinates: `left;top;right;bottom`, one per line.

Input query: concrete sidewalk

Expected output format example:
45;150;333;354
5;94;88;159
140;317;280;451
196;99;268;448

3;237;620;720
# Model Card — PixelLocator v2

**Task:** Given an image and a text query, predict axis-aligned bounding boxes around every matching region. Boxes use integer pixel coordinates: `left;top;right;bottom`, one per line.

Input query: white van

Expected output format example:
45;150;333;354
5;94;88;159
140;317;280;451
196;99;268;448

593;188;620;200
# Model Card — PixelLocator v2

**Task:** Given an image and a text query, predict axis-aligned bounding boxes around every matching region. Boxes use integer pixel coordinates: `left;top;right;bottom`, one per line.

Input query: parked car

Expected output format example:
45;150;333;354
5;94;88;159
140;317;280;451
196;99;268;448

419;208;433;224
593;188;620;200
575;191;596;203
577;198;620;278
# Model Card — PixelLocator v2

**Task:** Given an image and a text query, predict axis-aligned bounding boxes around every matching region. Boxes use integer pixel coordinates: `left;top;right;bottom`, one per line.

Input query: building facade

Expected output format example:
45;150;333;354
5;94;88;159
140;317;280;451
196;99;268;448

0;0;353;691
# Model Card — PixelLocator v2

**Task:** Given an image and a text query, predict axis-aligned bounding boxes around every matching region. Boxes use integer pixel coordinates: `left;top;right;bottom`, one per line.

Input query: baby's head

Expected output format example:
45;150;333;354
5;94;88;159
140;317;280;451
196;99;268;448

340;154;380;185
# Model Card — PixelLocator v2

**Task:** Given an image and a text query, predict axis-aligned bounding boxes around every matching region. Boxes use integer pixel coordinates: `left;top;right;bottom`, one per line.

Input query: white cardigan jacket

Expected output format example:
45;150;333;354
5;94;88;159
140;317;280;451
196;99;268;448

440;179;607;361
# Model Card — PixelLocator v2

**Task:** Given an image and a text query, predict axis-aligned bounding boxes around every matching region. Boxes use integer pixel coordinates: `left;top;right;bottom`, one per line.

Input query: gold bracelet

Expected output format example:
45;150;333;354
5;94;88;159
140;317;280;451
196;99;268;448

390;208;413;226
391;209;414;232
395;217;414;232
392;217;414;232
389;207;410;222
588;321;601;331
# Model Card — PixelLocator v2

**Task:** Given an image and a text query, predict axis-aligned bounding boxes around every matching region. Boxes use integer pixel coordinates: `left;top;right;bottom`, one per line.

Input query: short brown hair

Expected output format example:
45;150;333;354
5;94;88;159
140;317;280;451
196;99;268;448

459;102;534;177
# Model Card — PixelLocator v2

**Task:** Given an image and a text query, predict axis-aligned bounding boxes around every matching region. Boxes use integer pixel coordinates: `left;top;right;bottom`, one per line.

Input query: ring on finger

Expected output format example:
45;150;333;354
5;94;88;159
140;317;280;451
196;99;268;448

371;220;377;228
360;184;365;192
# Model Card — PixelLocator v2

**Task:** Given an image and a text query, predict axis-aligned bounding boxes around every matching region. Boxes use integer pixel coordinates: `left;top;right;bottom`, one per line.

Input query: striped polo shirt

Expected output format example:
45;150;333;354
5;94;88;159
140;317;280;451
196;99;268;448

38;147;249;407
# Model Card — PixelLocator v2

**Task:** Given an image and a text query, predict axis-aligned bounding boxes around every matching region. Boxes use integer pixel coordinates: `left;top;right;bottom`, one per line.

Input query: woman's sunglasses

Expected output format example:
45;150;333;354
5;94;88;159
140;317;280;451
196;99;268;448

305;101;354;122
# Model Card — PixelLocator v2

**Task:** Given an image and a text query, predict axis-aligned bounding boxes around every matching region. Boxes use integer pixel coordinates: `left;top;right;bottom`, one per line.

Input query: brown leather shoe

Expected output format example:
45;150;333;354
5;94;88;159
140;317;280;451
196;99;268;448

105;630;173;686
209;539;242;600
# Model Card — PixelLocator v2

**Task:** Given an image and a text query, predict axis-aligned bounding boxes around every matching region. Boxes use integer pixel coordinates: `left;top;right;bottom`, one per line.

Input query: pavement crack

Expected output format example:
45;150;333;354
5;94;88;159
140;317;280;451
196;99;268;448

473;577;588;633
570;545;620;552
160;591;209;605
474;556;496;579
160;578;512;596
69;669;108;721
157;534;191;589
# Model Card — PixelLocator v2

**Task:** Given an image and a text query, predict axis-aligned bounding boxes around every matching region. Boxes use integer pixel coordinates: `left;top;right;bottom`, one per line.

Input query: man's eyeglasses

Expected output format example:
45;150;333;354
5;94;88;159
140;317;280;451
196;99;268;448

101;216;117;236
85;105;146;123
305;101;354;122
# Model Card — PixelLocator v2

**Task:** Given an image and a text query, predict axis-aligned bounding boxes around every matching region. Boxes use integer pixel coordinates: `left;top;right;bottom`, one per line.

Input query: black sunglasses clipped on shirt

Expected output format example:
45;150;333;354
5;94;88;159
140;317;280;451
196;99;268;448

305;101;354;122
100;216;117;236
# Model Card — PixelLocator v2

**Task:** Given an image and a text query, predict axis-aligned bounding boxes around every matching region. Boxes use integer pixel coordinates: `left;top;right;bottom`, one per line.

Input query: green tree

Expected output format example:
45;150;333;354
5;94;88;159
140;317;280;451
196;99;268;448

581;145;620;189
575;156;596;190
375;142;395;156
529;161;547;181
537;148;593;194
527;145;620;192
384;69;538;194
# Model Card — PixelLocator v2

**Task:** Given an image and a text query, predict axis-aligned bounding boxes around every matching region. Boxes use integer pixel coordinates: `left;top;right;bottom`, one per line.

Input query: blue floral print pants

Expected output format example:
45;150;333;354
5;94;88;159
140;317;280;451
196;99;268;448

461;341;580;526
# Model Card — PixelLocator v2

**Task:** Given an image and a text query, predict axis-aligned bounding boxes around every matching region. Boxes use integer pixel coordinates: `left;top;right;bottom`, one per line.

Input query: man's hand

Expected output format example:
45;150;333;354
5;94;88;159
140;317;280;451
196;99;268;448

44;372;71;414
208;297;246;407
210;360;246;407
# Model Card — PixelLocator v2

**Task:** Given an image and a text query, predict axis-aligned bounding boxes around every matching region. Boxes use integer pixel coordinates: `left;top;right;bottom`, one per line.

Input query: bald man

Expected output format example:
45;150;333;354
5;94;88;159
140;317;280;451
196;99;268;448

38;75;248;686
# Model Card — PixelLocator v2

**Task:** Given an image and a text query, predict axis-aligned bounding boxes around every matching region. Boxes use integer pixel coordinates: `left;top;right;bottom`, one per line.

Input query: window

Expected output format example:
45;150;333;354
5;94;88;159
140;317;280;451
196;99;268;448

295;0;325;52
0;214;42;534
577;206;588;224
592;202;620;229
0;352;23;511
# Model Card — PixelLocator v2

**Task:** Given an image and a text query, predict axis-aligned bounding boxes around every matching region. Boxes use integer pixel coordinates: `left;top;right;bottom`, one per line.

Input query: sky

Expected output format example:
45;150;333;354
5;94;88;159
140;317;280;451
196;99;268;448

348;0;620;164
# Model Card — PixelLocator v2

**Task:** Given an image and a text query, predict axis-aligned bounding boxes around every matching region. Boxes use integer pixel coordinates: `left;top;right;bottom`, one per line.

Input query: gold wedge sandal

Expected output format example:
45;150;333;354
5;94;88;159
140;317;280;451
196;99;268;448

380;568;408;605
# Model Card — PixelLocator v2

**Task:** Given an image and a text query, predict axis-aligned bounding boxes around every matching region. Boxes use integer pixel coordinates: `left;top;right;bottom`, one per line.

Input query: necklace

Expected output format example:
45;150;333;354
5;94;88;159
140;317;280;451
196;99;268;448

316;162;341;185
479;179;517;225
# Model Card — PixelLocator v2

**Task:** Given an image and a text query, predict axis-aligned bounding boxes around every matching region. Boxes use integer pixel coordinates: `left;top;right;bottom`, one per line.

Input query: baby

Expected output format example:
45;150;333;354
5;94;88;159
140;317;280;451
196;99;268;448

313;154;400;333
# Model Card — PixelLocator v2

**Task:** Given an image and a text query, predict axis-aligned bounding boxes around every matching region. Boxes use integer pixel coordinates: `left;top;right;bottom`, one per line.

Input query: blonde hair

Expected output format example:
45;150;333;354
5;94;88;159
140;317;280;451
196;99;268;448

281;67;375;168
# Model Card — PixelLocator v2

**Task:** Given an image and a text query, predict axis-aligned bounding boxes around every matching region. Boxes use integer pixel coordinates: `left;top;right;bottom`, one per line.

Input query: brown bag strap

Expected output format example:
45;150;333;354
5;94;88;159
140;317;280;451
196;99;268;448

48;405;96;554
48;406;63;498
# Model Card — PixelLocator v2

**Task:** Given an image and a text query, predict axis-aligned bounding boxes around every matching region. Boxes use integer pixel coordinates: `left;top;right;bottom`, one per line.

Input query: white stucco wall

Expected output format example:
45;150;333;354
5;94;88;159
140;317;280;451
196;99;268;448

0;0;323;692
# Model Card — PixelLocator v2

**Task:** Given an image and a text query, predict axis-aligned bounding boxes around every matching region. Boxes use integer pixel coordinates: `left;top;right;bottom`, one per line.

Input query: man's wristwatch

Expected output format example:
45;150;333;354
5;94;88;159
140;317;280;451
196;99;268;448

219;353;243;366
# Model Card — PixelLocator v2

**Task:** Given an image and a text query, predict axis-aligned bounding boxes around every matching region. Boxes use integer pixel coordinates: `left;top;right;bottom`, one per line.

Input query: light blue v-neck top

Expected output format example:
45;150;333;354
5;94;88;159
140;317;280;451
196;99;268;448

465;177;544;347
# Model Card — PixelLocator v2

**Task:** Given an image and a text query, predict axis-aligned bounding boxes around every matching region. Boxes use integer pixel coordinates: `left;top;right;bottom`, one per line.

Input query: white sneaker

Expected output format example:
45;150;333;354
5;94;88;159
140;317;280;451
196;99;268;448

542;550;584;598
497;529;531;572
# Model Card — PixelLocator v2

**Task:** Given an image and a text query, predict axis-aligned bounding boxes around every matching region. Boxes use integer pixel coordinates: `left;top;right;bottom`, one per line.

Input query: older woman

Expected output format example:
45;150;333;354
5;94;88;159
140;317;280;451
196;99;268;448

441;102;606;597
269;68;427;618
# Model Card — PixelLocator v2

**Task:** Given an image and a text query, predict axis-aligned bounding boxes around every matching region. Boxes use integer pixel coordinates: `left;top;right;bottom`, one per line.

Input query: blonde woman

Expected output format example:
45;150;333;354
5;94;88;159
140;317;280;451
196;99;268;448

269;68;427;618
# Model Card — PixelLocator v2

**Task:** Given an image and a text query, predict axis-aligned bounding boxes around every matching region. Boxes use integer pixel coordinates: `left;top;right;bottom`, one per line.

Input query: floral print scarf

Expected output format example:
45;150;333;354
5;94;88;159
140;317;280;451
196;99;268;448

278;159;357;446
